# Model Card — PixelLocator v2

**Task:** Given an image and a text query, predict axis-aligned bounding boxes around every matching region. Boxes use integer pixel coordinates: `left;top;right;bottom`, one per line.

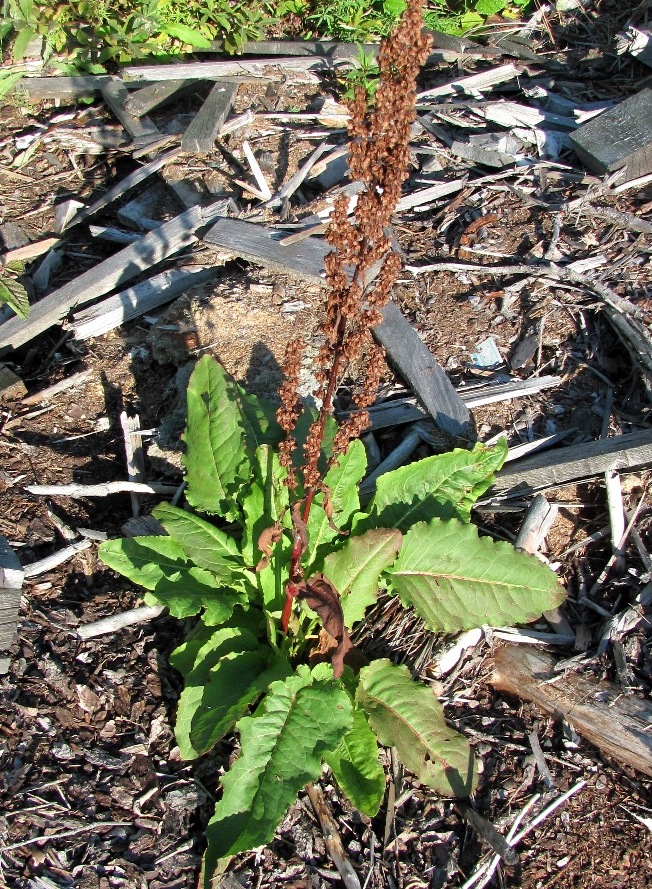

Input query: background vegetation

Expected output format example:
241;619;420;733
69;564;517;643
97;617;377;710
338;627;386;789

0;0;534;73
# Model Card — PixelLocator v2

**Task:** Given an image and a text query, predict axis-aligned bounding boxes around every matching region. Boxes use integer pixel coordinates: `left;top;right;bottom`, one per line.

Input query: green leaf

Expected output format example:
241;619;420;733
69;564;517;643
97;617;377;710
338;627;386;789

386;518;565;633
357;659;477;797
12;25;35;61
323;528;402;627
241;445;290;563
325;705;385;816
150;572;244;622
99;535;188;590
0;70;23;99
173;625;260;682
306;439;367;570
183;355;250;520
98;536;245;621
173;626;261;759
190;649;293;756
239;388;283;451
241;445;291;610
474;0;506;14
0;277;29;318
202;666;352;881
153;503;244;582
164;23;213;48
368;440;507;531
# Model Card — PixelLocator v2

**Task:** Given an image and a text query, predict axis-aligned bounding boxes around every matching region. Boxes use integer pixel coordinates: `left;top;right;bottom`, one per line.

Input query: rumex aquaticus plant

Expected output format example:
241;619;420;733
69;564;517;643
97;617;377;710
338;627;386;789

99;0;563;881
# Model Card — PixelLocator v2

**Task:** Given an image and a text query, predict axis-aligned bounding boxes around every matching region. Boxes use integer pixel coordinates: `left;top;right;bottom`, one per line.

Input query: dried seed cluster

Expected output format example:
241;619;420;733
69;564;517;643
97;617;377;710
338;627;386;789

277;0;432;495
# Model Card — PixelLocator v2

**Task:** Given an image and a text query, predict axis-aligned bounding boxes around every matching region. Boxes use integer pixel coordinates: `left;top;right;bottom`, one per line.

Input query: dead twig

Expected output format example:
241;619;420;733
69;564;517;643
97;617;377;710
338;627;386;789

305;782;361;889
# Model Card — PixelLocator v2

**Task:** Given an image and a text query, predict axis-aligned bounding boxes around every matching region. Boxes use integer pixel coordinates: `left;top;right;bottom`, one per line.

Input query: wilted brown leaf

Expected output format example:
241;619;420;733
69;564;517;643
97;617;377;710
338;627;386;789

296;573;353;678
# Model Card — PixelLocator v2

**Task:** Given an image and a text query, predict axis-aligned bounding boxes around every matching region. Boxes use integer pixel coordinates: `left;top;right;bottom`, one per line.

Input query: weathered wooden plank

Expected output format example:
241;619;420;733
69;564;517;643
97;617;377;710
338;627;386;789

0;208;202;353
66;145;184;231
123;58;324;82
489;429;652;498
570;89;652;182
13;74;112;99
0;535;24;651
202;218;472;438
0;363;27;401
69;265;218;340
101;75;161;145
373;301;472;439
124;79;201;117
492;645;652;778
205;37;493;61
182;82;238;154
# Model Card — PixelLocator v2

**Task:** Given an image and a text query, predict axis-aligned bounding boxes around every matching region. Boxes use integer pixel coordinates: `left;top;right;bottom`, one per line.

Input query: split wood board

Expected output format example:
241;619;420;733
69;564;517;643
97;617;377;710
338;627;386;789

13;75;112;99
182;82;238;154
101;76;161;145
0;535;24;651
203;217;472;438
125;79;202;117
69;266;219;340
570;89;652;181
492;645;652;778
0;207;202;353
123;57;334;82
487;428;652;498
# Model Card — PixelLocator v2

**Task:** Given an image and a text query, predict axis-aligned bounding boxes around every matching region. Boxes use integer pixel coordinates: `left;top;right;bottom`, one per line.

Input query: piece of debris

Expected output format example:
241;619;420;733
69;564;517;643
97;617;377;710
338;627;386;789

492;645;652;778
0;535;23;650
570;88;652;183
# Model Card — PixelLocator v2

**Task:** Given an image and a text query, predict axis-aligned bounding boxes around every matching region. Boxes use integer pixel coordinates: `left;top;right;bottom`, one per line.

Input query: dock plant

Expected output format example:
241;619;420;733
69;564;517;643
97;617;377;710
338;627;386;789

98;0;564;882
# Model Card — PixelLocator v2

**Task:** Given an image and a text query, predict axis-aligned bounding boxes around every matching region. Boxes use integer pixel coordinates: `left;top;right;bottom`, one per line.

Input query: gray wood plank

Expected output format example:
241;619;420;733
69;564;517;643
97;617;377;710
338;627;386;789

489;429;652;498
182;82;238;154
0;208;202;354
570;89;652;181
14;75;111;98
124;79;201;117
374;301;472;439
101;76;161;146
123;57;339;82
65;145;184;231
0;535;24;651
202;218;472;438
70;265;218;340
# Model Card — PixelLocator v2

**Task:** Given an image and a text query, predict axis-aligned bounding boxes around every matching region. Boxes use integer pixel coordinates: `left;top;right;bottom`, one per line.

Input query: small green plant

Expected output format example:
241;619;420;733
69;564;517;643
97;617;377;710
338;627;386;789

98;1;561;882
342;45;380;100
0;263;29;318
0;0;279;75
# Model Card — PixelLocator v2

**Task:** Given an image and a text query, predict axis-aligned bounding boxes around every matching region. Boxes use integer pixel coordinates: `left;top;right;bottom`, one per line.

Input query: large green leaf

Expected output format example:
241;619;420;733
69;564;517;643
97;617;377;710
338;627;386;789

98;536;245;621
306;439;367;569
323;528;402;627
386;518;565;633
183;355;250;520
99;536;186;590
173;627;262;759
190;650;293;757
147;573;244;623
325;706;385;816
153;503;244;582
170;624;258;679
357;659;476;797
202;666;352;881
241;445;291;610
368;439;508;530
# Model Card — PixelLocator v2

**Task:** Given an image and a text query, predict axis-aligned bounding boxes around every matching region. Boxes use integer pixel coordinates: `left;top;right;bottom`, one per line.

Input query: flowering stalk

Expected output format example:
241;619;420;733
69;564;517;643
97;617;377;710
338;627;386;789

276;0;432;632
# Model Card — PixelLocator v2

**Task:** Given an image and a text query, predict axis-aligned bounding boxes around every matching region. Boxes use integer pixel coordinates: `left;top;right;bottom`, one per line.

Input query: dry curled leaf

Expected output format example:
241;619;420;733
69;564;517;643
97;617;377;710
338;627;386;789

296;573;353;678
255;524;283;572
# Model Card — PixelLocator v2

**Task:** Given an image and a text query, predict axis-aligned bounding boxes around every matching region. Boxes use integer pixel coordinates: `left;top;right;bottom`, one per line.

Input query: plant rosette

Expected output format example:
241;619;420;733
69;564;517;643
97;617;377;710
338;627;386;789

99;355;565;884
